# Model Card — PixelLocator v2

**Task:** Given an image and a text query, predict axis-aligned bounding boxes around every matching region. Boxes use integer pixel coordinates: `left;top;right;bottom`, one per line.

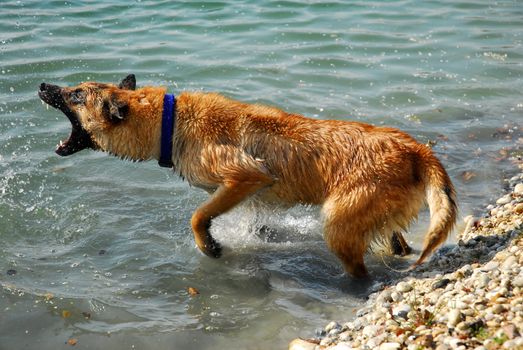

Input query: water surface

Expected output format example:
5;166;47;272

1;1;522;349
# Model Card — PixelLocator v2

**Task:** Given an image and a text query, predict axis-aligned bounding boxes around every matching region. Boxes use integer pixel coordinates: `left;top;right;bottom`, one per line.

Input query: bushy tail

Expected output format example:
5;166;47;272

412;153;457;267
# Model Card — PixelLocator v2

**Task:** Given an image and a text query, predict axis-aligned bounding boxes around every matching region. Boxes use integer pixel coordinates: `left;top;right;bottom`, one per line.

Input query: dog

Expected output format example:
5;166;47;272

38;74;457;278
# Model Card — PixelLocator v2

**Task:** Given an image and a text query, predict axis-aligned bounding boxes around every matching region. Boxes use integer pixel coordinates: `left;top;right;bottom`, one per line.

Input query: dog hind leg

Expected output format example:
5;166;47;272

391;231;412;256
322;207;370;278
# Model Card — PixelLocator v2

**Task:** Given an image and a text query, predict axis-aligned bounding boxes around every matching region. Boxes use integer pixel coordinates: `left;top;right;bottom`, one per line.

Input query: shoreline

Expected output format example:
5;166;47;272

291;165;523;350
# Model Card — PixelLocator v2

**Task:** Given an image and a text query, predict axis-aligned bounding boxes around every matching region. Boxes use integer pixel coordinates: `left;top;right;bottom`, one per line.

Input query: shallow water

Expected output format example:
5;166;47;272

0;0;522;349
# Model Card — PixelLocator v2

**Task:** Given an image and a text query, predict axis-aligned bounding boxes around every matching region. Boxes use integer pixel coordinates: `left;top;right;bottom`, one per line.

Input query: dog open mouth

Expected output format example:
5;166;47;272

39;83;95;156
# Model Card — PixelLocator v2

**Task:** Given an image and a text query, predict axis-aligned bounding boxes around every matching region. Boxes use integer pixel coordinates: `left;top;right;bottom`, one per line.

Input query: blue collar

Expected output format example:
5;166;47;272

158;93;176;168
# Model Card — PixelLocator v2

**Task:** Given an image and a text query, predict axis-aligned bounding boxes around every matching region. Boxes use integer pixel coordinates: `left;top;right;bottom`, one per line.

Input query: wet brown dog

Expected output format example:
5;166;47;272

39;75;457;277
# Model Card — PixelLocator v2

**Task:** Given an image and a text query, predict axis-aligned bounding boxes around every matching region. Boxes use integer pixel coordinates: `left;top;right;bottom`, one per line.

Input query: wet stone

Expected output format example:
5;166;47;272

433;278;451;289
481;261;499;272
393;304;411;320
496;195;511;205
390;291;403;302
396;281;413;293
6;269;16;276
325;321;340;333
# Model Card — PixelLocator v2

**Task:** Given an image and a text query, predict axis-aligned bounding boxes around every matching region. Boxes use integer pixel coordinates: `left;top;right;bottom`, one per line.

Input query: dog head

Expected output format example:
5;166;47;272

39;74;137;156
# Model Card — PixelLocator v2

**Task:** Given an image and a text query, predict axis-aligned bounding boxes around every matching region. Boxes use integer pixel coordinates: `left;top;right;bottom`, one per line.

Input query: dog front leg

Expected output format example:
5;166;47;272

191;178;271;258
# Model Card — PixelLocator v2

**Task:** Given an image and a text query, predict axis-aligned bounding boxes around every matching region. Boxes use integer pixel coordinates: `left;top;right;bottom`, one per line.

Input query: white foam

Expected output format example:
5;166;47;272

210;202;323;249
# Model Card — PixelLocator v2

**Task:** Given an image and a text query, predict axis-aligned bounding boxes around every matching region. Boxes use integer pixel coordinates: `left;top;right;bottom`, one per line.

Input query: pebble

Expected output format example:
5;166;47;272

477;274;490;288
379;342;401;350
433;278;451;289
288;339;316;350
392;304;411;320
396;282;413;293
362;325;380;338
491;304;506;314
481;261;499;272
447;309;462;327
329;343;352;350
325;321;340;333
379;290;393;303
390;291;403;302
496;194;511;205
502;255;517;270
295;177;523;350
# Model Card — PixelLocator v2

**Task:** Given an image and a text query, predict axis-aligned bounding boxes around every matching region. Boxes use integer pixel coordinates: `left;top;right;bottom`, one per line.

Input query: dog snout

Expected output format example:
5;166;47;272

40;82;61;93
38;82;67;110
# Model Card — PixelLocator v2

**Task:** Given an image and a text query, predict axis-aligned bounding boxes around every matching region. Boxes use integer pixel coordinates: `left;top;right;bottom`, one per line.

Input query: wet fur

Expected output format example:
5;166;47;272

40;76;457;278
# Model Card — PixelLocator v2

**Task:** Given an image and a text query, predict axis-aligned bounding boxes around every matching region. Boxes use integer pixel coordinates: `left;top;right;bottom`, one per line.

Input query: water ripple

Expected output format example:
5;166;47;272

1;0;522;349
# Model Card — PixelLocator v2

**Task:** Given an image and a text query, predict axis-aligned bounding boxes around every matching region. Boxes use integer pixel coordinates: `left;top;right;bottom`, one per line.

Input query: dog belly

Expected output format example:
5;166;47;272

255;182;323;207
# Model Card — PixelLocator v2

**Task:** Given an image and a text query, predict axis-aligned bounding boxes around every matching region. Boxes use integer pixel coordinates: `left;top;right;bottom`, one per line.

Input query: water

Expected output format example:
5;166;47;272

1;0;522;349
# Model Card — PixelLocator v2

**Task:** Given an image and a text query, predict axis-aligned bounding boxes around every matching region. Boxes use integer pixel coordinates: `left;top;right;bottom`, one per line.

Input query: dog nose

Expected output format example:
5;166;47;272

40;83;47;91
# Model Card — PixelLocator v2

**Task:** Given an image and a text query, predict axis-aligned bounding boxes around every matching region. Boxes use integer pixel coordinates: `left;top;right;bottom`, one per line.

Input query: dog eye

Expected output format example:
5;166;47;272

69;90;85;104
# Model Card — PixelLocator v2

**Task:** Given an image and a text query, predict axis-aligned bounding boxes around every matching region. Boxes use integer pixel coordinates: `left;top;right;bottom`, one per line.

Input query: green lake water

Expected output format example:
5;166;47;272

1;1;522;349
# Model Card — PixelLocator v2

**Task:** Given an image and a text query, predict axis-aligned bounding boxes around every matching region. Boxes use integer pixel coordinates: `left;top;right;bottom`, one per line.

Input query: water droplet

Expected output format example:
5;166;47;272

9;87;14;92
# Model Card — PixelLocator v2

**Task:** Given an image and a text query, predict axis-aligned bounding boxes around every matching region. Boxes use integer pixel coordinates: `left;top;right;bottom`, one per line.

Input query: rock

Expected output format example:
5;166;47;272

320;337;335;346
338;331;352;342
379;342;401;350
447;309;462;327
454;300;468;310
496;195;512;205
396;281;413;293
478;273;491;288
514;183;523;195
491;304;506;314
501;255;517;270
513;276;523;288
502;324;520;339
390;291;403;302
325;321;340;333
502;340;516;349
515;203;523;214
362;325;380;338
367;334;386;348
433;278;451;289
393;304;411;320
289;339;316;350
329;342;353;350
481;261;499;272
378;290;393;303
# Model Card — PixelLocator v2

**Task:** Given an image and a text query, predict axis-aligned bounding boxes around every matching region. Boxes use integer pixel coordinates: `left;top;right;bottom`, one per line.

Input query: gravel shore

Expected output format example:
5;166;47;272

290;169;523;350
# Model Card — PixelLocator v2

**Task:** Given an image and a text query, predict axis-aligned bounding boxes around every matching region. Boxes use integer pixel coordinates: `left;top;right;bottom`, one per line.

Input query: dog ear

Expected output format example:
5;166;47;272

102;95;129;123
118;74;136;90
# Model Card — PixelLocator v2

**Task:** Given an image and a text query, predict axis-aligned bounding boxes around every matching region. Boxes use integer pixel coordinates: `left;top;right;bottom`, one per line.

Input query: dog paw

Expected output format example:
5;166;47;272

203;239;222;258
